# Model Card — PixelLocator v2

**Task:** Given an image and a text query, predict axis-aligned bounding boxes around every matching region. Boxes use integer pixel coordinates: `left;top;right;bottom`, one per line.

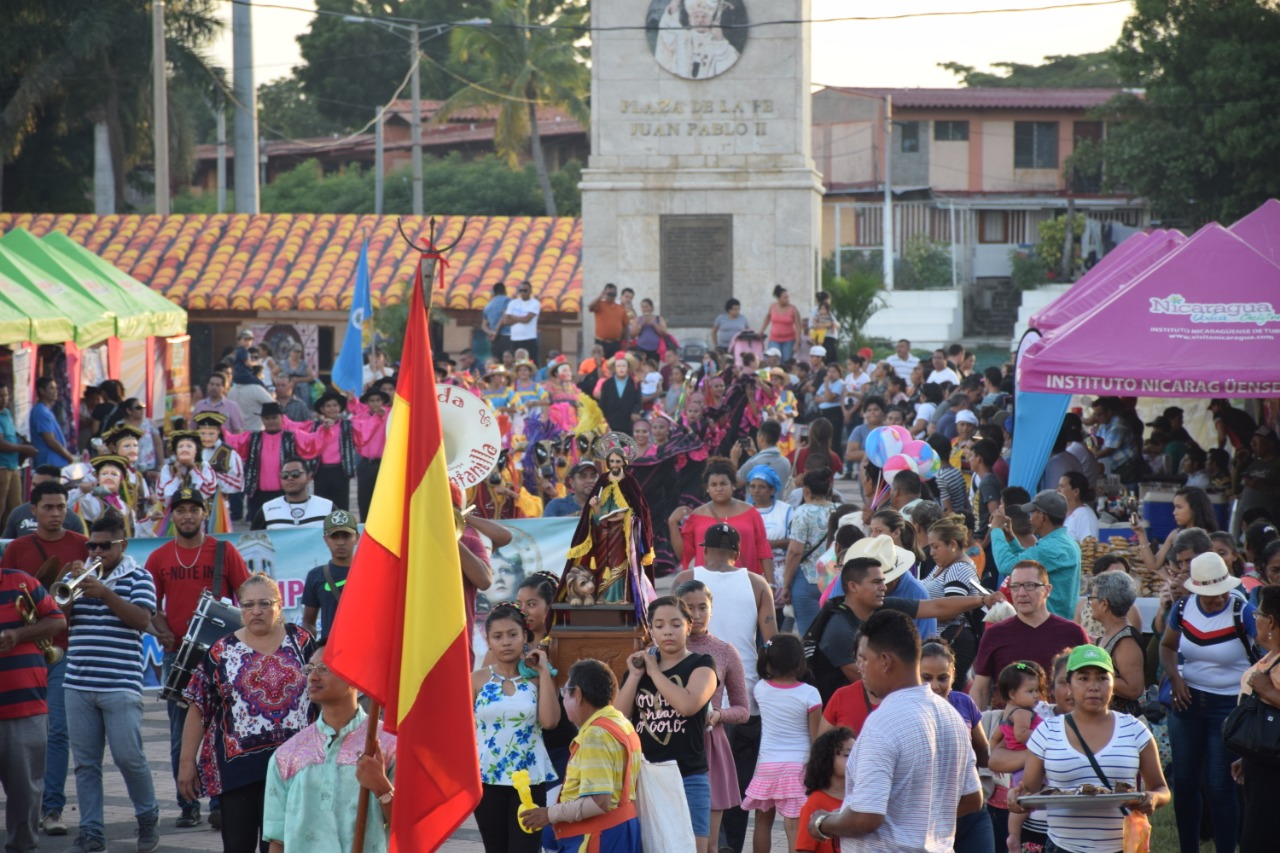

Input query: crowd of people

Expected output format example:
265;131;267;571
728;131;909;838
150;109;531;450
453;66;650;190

1;284;1279;853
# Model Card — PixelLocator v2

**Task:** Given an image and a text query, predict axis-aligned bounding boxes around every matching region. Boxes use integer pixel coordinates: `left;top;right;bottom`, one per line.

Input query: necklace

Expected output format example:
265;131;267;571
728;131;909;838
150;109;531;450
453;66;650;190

174;537;204;570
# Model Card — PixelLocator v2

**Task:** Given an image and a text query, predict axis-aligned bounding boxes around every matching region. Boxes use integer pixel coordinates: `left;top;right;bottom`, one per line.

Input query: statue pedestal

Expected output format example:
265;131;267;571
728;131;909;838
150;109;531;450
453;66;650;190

548;604;647;688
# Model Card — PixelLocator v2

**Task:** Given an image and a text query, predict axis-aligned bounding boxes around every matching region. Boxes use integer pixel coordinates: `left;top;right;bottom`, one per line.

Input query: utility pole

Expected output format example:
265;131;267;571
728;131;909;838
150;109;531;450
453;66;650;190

232;0;259;213
216;105;226;213
410;23;423;217
375;108;384;215
152;0;170;215
882;95;894;290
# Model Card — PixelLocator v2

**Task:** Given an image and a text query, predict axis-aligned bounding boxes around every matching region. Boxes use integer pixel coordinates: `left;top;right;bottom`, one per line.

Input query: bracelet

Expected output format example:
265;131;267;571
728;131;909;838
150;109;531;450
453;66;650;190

812;813;830;841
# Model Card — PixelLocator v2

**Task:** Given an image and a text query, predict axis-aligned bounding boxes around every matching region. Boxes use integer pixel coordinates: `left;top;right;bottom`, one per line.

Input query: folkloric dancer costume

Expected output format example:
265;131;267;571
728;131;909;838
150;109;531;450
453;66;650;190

194;412;244;533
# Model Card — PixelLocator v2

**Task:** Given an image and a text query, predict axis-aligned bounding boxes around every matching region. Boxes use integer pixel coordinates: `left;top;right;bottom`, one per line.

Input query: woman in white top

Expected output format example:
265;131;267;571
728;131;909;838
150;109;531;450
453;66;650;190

746;465;792;596
1058;471;1100;543
1009;645;1169;853
1062;412;1100;490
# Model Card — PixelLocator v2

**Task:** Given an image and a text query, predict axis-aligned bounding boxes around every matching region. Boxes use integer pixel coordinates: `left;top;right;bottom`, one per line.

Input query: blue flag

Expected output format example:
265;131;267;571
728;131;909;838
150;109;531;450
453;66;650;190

332;239;372;395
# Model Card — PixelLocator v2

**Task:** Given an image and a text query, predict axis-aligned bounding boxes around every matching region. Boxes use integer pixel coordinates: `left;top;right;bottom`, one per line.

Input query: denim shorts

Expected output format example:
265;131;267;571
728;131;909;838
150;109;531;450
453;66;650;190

682;772;711;838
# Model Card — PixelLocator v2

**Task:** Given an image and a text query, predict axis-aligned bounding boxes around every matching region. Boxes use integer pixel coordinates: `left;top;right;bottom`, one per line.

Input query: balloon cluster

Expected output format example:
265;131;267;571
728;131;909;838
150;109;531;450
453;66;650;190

864;425;941;480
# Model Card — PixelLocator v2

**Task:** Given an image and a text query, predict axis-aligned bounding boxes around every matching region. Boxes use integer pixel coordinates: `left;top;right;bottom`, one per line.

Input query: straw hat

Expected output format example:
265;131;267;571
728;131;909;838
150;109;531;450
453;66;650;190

844;535;915;584
1183;552;1241;597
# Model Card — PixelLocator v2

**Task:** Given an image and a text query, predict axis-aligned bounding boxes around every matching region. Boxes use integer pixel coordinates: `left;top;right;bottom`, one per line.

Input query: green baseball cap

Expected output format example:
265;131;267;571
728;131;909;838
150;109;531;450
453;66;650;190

1066;644;1115;674
323;510;358;536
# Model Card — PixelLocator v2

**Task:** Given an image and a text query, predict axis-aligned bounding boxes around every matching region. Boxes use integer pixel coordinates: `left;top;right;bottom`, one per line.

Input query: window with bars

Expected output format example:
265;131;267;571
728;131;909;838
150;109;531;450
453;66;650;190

934;120;969;141
900;122;920;153
1014;121;1059;169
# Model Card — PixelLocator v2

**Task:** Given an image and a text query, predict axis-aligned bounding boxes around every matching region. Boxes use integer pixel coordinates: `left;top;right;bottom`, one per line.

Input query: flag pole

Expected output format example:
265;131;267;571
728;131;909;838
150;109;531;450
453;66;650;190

352;699;383;853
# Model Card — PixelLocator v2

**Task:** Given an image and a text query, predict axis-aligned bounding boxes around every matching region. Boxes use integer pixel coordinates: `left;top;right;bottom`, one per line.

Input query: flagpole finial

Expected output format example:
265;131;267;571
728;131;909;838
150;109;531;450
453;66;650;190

396;216;459;292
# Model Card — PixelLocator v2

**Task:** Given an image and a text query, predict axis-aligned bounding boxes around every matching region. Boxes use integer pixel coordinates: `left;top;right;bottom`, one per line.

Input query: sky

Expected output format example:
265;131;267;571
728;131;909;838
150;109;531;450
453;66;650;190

207;0;1134;91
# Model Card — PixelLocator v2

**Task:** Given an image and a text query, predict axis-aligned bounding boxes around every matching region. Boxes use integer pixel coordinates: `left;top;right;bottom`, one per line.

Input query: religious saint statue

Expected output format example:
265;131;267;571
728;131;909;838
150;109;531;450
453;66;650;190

558;432;657;622
654;0;742;80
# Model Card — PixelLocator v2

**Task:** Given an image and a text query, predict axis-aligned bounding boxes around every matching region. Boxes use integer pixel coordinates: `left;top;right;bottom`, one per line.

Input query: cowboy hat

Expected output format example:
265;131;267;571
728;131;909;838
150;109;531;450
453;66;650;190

845;535;915;584
1183;552;1242;597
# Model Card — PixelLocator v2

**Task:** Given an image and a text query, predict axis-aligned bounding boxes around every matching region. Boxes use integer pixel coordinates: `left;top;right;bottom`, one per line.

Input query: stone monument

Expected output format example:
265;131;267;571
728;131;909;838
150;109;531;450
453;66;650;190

581;0;824;343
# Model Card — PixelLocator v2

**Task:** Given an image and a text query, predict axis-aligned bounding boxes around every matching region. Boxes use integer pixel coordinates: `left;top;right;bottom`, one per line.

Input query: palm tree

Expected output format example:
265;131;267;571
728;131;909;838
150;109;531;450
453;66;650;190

0;0;222;211
439;0;589;216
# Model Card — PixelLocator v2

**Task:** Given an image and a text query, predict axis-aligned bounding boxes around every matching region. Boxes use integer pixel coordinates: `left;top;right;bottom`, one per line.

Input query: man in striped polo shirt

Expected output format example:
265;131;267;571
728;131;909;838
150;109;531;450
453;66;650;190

61;514;161;853
0;565;65;853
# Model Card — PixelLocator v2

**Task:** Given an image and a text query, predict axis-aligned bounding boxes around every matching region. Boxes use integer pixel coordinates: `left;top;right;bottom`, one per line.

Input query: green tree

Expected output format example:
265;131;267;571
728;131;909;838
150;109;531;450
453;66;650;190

939;52;1122;87
440;0;589;216
295;0;488;129
0;0;223;211
258;77;349;140
1102;0;1280;225
822;255;884;349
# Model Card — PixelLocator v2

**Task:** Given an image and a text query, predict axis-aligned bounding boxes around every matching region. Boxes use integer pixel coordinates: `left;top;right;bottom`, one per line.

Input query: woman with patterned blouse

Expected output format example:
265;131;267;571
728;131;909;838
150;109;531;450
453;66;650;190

179;574;315;853
471;603;561;853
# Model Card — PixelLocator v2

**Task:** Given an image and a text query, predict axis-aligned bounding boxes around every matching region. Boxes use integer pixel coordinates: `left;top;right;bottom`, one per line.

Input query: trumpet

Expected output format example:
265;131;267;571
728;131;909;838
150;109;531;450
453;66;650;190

14;582;63;665
51;557;104;608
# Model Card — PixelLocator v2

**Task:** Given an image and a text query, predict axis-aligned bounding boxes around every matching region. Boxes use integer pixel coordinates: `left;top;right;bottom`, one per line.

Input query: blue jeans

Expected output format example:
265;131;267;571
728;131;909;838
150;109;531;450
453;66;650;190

1167;686;1238;853
42;655;68;813
952;806;994;853
65;688;158;841
790;573;822;639
683;772;711;839
162;652;197;810
769;340;795;362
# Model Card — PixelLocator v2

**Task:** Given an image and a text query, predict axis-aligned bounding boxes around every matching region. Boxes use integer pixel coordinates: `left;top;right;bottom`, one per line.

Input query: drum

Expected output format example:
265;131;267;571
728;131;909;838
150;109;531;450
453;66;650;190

159;591;242;705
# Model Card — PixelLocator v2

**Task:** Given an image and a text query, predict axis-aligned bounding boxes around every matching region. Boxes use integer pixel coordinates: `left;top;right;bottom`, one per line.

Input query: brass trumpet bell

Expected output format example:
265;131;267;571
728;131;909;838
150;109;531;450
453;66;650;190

52;557;104;607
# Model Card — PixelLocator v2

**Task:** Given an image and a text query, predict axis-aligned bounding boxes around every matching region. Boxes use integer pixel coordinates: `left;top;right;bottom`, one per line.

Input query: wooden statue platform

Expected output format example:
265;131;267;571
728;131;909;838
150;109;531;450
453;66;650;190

548;604;647;688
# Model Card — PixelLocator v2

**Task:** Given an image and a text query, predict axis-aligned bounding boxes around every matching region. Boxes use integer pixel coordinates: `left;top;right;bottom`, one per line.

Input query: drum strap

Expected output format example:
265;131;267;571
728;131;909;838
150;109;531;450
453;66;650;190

322;563;343;601
211;540;227;600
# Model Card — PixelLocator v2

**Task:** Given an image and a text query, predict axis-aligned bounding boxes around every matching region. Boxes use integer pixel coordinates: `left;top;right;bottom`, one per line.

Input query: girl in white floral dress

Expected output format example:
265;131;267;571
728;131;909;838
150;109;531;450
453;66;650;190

471;603;561;852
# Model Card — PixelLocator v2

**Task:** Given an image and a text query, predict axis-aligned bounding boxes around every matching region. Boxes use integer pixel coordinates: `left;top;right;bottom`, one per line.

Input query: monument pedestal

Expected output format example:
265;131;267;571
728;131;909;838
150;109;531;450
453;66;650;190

581;0;822;337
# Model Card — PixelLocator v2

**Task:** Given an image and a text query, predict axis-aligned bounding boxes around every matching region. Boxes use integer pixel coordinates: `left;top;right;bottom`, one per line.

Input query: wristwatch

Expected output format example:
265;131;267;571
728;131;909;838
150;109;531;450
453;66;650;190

378;787;395;805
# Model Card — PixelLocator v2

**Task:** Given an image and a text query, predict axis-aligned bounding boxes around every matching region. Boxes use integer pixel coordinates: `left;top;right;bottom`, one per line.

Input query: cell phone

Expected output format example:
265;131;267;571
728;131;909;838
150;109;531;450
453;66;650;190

647;646;659;657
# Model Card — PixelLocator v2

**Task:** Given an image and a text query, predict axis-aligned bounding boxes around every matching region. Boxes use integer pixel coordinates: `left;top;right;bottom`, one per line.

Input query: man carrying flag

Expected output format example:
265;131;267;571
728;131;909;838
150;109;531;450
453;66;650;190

332;240;373;397
325;243;482;851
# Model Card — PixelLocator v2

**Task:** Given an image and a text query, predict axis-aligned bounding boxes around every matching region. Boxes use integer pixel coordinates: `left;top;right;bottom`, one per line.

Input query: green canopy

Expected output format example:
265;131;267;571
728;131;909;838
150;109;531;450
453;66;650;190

0;272;43;345
0;246;114;347
0;229;158;341
42;231;187;338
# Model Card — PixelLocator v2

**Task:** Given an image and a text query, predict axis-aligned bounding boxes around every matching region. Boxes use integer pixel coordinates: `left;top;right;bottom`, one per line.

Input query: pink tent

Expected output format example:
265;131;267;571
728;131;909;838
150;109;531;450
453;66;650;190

1019;224;1280;398
1029;229;1187;333
1231;198;1280;265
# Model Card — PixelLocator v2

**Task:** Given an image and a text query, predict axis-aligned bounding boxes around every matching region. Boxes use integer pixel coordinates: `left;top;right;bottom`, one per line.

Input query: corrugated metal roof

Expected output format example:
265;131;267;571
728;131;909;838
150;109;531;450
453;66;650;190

821;87;1127;111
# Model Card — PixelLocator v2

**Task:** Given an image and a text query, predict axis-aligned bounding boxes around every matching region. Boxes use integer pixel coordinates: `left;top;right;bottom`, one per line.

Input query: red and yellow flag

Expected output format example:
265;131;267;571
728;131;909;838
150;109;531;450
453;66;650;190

327;255;480;851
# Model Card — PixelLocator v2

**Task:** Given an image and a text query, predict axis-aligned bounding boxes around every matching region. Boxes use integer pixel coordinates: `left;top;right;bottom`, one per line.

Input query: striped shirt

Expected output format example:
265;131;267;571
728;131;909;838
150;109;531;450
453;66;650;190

559;706;641;809
256;495;334;530
64;555;156;695
1028;713;1152;853
843;684;980;852
922;559;979;630
1170;593;1257;695
0;569;64;719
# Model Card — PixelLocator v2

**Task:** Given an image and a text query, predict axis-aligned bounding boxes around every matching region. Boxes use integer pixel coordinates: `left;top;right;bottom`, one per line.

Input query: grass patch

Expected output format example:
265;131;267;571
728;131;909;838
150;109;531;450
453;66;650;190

1149;795;1214;852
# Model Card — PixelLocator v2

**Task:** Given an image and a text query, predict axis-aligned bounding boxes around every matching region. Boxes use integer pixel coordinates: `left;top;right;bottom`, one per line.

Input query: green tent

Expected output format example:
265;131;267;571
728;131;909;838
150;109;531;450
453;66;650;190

0;246;114;347
0;228;158;341
42;231;187;338
0;272;42;345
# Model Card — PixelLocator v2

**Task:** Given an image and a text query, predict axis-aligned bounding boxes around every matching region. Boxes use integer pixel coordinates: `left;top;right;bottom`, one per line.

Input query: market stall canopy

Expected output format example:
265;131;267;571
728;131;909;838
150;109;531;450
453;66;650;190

1019;224;1280;399
0;228;162;340
1028;229;1187;334
41;231;186;338
0;245;116;346
1230;198;1280;265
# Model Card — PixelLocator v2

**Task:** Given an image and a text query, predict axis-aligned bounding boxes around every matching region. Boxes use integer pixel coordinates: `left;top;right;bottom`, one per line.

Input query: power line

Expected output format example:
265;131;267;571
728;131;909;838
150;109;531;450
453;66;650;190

219;0;1130;31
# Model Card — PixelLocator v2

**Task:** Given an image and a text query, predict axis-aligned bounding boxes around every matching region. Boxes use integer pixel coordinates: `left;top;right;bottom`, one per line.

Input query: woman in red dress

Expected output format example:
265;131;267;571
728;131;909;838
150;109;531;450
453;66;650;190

671;458;773;576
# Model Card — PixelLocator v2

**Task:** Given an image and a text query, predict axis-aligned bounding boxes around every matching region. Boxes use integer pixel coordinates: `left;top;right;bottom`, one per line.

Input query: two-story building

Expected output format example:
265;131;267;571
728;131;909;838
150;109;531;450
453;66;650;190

812;86;1149;282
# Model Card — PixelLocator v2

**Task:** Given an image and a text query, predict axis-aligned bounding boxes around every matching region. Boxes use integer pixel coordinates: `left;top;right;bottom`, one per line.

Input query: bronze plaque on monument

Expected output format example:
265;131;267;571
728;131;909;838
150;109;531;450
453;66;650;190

660;214;733;325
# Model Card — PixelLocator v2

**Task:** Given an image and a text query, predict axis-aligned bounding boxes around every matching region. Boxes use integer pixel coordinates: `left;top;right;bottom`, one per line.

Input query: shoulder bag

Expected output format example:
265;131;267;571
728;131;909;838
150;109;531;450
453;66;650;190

1222;656;1280;764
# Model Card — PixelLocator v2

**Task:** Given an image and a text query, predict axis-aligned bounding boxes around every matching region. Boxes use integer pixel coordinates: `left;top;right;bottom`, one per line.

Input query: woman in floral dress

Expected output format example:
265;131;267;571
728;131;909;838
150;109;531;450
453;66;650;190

471;603;561;853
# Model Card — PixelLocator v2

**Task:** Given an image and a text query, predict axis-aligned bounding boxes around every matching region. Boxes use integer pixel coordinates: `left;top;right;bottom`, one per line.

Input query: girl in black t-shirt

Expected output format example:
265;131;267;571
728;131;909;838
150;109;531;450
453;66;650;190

617;595;718;853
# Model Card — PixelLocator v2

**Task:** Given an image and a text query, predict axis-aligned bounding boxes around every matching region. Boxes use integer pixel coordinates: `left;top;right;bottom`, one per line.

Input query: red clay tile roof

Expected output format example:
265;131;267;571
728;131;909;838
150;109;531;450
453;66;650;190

822;87;1127;111
0;214;582;314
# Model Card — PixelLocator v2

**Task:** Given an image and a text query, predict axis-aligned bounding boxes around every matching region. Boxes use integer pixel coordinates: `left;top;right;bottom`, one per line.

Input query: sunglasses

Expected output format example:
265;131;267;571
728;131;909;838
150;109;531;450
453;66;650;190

86;539;126;551
280;470;307;479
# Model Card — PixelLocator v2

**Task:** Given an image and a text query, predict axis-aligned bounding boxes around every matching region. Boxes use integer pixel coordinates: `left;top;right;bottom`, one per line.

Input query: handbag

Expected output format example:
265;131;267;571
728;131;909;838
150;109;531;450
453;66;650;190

1222;656;1280;764
635;758;695;852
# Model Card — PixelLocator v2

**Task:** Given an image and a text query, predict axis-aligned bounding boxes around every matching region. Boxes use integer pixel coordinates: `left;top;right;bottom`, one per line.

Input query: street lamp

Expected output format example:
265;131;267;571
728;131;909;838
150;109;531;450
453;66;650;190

343;15;491;217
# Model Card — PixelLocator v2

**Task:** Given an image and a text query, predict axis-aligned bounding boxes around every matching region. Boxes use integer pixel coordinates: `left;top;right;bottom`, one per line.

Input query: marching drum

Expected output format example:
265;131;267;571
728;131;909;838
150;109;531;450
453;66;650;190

159;590;242;706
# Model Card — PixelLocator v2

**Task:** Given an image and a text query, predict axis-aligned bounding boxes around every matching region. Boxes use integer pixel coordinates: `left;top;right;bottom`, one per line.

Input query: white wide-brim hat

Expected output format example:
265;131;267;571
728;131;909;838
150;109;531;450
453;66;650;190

1183;552;1242;597
845;535;916;584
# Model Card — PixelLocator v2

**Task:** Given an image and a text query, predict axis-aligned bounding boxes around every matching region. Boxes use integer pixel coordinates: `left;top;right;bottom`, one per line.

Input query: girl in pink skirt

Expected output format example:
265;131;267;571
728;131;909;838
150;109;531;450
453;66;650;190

678;580;749;847
742;634;822;853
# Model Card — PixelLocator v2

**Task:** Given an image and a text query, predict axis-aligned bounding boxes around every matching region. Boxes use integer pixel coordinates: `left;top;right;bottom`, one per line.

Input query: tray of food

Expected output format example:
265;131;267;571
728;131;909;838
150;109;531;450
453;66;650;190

1015;784;1141;809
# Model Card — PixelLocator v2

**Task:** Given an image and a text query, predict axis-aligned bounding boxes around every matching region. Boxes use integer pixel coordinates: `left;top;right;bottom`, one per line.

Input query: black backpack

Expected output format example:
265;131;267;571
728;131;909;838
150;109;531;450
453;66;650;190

802;597;862;704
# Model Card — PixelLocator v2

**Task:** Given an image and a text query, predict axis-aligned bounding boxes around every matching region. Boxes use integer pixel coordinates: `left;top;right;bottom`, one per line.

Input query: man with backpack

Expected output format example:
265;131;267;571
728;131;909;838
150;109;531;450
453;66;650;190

805;551;1001;703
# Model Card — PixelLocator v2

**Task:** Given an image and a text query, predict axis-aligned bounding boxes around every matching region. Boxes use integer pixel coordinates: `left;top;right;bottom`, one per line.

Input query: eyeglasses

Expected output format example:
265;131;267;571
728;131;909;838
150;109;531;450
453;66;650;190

303;663;332;677
85;539;126;550
1008;582;1047;592
280;470;307;479
240;599;280;611
559;685;576;698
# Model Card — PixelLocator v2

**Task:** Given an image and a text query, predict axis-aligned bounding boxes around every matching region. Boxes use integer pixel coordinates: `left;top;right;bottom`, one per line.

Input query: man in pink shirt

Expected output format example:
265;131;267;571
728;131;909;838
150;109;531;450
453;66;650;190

349;388;389;521
223;402;325;522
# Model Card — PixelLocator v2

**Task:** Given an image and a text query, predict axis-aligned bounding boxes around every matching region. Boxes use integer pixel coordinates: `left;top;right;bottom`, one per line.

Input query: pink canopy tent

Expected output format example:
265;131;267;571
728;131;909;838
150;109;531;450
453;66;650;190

1019;224;1280;398
1231;198;1280;265
1028;229;1186;334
